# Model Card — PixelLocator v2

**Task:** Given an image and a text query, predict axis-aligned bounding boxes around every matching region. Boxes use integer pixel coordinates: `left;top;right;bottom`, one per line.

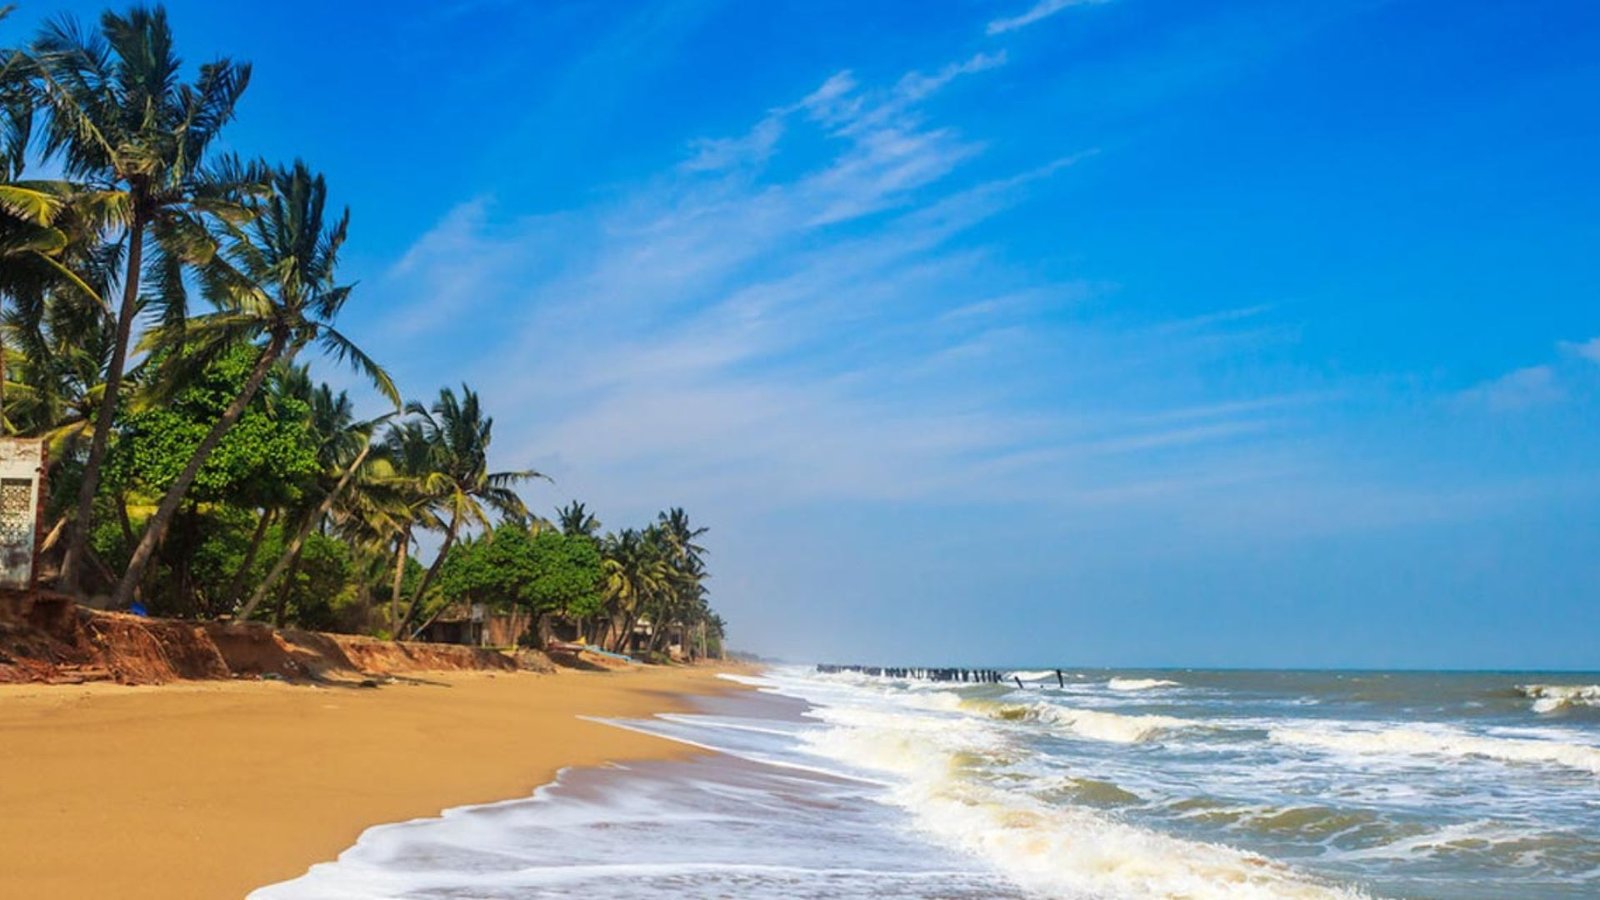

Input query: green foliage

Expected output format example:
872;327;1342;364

439;524;604;620
90;502;258;618
106;345;318;508
0;5;723;647
273;532;357;631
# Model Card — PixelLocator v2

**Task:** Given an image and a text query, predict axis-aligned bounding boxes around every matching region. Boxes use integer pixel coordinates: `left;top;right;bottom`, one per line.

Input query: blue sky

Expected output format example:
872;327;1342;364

16;0;1600;667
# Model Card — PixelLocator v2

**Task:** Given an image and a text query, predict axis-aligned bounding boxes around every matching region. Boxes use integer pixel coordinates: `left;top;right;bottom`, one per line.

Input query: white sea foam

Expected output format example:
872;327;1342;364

1109;677;1182;691
985;700;1198;744
258;666;1600;899
1271;723;1600;776
1042;706;1195;744
802;691;1364;899
1330;818;1549;865
1520;684;1600;714
1008;669;1060;682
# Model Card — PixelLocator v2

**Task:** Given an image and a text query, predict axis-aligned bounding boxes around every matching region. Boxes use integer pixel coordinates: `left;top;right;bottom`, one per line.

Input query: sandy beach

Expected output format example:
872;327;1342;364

0;665;748;899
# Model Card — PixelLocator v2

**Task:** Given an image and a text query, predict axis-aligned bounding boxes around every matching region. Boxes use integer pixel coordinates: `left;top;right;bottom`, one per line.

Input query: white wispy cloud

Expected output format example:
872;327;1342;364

375;51;1315;523
374;36;1588;564
987;0;1114;36
1563;336;1600;365
1456;337;1600;413
1458;365;1562;412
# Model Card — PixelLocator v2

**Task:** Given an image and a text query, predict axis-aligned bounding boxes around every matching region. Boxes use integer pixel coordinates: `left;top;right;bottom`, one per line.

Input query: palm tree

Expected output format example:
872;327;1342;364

368;419;438;634
31;6;257;593
232;381;388;622
656;507;707;566
394;384;542;637
636;508;709;655
1;215;117;445
599;527;673;654
111;161;396;609
556;500;600;538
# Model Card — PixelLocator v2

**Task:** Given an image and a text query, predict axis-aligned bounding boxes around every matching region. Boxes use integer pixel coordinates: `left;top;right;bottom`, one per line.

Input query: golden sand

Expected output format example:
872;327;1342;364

0;665;748;899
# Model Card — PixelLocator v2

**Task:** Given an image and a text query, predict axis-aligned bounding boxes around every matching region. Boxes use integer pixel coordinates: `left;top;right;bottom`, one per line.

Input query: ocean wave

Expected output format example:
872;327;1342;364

1039;706;1196;744
1109;677;1181;691
1271;724;1600;776
984;701;1197;744
1519;684;1600;714
1007;669;1061;683
804;705;1365;899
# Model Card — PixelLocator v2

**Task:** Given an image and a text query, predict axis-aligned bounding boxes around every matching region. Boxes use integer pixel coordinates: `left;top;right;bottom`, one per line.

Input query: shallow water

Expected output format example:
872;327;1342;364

256;666;1600;899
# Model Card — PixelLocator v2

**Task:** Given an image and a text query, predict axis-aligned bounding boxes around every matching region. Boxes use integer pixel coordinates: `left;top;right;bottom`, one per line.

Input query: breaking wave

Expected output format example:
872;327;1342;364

803;698;1364;898
1109;677;1182;691
1271;724;1600;776
1519;683;1600;714
980;700;1198;744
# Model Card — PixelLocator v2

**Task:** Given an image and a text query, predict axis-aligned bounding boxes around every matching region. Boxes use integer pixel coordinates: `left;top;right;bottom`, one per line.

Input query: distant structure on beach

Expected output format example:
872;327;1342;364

0;439;45;592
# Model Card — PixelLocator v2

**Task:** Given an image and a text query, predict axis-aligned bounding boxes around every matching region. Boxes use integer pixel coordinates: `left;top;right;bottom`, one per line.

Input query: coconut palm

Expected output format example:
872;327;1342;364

394;384;543;637
0;172;123;437
31;6;257;592
366;419;439;634
599;527;673;654
1;244;116;446
111;161;395;609
232;382;389;622
556;500;600;538
656;507;707;567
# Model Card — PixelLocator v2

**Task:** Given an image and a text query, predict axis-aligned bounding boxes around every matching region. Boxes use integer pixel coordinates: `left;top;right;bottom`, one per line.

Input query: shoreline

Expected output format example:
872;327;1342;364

0;664;751;899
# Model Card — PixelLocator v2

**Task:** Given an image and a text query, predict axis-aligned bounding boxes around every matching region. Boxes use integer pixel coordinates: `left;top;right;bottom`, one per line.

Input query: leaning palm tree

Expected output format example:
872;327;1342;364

393;384;542;637
232;383;389;622
367;419;440;633
31;6;257;593
111;161;396;609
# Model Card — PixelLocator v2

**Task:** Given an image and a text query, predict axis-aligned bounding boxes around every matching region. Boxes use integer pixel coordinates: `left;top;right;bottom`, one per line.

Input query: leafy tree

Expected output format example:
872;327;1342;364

114;161;394;608
105;344;317;506
437;523;603;642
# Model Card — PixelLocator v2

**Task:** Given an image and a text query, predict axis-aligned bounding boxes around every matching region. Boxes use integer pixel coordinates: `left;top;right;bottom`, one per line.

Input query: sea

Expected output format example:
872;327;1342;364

254;666;1600;899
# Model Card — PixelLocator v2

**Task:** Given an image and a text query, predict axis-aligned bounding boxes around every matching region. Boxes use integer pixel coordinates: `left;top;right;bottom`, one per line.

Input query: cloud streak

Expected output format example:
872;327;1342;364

987;0;1113;36
374;49;1326;526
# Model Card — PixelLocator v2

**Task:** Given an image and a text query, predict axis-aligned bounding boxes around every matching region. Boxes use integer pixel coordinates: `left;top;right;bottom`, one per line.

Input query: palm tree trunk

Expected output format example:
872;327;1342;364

408;588;461;641
39;514;67;553
272;543;305;628
116;491;136;548
111;336;290;609
389;531;409;637
61;214;145;595
232;441;373;622
222;508;276;609
398;517;457;638
616;610;640;655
